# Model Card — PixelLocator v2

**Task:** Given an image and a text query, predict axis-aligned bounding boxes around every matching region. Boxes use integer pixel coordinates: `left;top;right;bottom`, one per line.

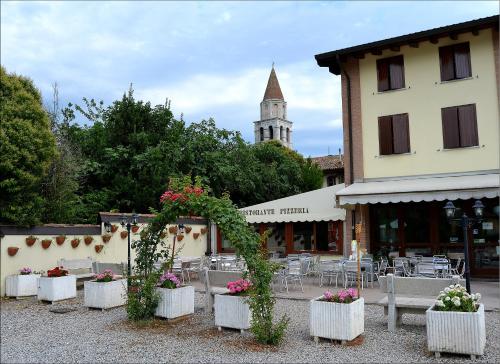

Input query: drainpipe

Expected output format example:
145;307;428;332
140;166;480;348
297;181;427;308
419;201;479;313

336;54;356;242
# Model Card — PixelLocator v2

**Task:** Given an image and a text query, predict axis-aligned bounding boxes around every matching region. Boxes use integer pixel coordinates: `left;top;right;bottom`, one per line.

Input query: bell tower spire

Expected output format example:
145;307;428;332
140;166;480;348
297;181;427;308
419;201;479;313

254;65;292;148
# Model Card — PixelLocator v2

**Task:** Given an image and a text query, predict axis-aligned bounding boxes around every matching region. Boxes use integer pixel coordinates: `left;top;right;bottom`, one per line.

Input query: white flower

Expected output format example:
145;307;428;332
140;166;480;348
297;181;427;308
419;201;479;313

445;296;451;301
436;300;445;307
444;287;450;293
453;300;461;307
439;290;444;295
475;293;481;300
455;284;461;289
449;284;455;288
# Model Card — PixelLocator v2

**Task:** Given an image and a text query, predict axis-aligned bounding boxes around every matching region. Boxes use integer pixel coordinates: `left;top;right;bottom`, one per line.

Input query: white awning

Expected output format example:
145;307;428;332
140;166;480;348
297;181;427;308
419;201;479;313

240;184;346;224
337;173;500;205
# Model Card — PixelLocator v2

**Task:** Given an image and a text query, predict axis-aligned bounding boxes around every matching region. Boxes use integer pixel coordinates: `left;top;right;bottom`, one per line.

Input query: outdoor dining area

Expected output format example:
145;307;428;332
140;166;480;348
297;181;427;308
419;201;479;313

164;252;466;295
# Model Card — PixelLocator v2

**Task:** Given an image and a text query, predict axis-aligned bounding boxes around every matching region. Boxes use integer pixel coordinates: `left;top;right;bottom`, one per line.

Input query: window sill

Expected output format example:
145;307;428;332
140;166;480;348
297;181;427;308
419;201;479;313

438;76;474;84
375;151;415;158
374;87;408;95
438;145;483;152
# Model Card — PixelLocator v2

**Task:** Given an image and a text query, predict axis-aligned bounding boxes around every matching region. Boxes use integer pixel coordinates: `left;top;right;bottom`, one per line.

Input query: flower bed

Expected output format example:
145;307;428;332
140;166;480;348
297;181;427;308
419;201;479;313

310;289;364;342
215;279;252;332
37;267;76;302
426;284;485;358
5;268;41;298
84;270;127;310
155;272;194;319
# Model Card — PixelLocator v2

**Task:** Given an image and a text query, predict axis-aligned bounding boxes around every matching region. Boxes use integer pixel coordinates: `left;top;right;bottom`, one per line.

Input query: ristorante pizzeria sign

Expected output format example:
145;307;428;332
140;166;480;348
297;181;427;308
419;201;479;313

241;207;310;216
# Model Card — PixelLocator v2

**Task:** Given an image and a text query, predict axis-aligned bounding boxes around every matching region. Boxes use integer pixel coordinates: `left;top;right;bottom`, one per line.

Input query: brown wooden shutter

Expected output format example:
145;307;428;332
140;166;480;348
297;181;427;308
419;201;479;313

439;45;455;81
454;43;472;79
458;104;478;147
377;58;389;92
378;116;393;155
392;113;410;154
389;56;405;90
441;107;460;148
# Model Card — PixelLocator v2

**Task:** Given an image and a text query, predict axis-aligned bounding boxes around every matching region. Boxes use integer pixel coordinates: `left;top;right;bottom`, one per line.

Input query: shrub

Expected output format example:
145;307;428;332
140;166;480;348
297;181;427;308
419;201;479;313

434;284;480;312
126;272;160;321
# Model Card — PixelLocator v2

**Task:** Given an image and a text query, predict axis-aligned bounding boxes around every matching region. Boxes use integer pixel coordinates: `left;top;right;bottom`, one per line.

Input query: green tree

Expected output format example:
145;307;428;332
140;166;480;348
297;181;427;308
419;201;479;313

0;67;56;225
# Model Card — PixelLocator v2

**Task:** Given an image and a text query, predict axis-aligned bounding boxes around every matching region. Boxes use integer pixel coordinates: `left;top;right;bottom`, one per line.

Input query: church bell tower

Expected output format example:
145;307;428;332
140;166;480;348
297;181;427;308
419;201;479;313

254;65;292;148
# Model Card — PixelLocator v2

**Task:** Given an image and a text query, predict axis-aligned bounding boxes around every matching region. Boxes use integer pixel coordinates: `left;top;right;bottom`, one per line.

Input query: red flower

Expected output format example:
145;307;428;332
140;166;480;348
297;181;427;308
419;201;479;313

47;266;68;277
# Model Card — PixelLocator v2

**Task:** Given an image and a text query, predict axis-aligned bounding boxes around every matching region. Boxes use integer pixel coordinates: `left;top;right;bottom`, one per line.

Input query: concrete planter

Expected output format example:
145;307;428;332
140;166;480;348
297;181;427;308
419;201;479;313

426;304;485;359
6;274;41;298
310;297;364;342
84;279;127;310
155;286;194;319
214;294;251;332
37;275;76;302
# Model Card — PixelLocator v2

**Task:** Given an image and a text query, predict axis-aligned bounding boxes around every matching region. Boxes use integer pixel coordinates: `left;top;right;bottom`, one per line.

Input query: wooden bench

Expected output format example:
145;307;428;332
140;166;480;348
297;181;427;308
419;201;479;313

378;273;465;332
201;267;243;312
58;258;94;282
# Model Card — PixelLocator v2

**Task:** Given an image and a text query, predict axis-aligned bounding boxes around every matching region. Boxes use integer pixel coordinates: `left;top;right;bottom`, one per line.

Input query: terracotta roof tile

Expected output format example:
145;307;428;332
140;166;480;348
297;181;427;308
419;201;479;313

263;67;284;101
311;155;344;170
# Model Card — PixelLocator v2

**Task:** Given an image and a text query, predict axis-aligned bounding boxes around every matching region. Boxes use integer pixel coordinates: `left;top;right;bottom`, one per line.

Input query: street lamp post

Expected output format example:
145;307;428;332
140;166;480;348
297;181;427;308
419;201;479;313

443;200;484;294
119;214;139;278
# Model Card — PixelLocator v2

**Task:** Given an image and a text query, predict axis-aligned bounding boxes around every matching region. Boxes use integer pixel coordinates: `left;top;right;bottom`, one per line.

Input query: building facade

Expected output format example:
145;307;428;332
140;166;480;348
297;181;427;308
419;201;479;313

254;66;293;148
311;154;345;187
316;16;499;277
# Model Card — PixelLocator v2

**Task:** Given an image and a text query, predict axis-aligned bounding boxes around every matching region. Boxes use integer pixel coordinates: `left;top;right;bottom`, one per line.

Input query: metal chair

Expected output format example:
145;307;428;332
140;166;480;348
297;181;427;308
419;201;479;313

318;260;341;287
284;259;309;292
374;259;388;285
343;261;364;289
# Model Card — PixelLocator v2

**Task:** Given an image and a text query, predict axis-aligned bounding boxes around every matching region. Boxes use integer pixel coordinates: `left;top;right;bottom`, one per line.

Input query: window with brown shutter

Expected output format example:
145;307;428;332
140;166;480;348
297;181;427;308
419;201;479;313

377;55;405;92
378;113;410;155
442;104;478;149
439;42;472;81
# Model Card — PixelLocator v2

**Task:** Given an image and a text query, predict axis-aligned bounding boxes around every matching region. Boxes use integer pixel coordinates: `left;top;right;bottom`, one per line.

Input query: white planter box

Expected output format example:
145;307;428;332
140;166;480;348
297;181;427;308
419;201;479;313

426;304;486;358
37;275;77;302
5;274;41;298
310;297;364;342
84;279;127;310
155;286;194;319
214;294;251;331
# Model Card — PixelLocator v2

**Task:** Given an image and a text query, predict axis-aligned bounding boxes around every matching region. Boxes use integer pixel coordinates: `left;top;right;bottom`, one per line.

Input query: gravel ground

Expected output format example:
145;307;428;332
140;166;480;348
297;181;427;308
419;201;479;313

1;292;499;363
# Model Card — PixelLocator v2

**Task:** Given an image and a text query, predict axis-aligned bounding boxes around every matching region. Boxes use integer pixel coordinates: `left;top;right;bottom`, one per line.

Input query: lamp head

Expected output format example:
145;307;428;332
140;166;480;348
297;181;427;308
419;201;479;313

178;223;185;234
103;221;112;233
443;201;456;219
132;213;139;225
472;200;484;218
120;214;127;227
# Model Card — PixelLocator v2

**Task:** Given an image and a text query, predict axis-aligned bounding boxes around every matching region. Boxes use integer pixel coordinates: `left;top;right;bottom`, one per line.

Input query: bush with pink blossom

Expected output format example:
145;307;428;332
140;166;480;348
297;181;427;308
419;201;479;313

158;272;181;289
94;269;115;282
227;279;252;296
322;288;358;304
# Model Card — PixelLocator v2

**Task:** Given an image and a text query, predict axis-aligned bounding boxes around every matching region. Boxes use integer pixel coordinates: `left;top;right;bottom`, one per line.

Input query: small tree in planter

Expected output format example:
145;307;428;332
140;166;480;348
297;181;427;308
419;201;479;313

427;284;485;359
215;279;252;333
155;272;194;319
310;288;364;344
6;267;41;298
37;267;76;303
84;269;127;310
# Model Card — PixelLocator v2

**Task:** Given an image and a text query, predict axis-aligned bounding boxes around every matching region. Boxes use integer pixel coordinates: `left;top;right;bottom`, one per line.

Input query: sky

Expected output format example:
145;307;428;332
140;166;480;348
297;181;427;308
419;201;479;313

1;1;497;157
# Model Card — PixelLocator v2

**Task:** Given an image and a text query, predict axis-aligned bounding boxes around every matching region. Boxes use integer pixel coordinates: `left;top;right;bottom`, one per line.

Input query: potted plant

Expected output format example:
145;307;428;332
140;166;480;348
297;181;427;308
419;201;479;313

168;226;178;234
310;288;364;343
84;236;93;245
56;235;66;245
41;239;52;249
215;279;252;333
71;238;80;248
155;272;194;319
131;225;140;233
426;284;485;359
193;232;200;239
110;224;118;233
37;267;76;303
120;231;128;239
84;269;127;310
102;234;112;243
6;267;41;298
26;236;37;247
95;245;104;253
200;227;207;235
7;247;19;256
185;226;192;234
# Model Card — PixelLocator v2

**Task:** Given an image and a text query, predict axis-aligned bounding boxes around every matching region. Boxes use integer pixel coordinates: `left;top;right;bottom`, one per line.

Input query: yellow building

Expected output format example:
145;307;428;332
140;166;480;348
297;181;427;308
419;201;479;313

315;16;499;277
